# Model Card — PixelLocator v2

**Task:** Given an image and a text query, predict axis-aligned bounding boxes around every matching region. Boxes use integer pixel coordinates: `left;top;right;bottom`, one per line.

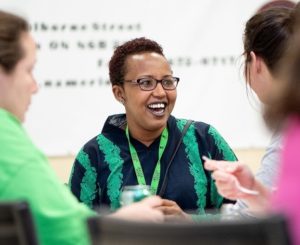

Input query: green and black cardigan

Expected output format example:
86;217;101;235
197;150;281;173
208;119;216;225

69;114;237;214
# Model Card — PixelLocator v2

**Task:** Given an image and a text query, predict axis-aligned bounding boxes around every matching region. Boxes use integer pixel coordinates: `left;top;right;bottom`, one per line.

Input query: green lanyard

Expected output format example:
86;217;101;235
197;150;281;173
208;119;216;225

125;125;168;195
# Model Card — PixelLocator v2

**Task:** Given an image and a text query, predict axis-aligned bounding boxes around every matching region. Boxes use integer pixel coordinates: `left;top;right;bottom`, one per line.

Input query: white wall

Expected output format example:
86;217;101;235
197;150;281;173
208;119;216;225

1;0;273;155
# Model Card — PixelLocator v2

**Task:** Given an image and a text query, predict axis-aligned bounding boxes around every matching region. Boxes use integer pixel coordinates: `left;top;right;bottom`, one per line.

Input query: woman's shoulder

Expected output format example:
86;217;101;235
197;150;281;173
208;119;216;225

171;116;211;132
80;113;126;148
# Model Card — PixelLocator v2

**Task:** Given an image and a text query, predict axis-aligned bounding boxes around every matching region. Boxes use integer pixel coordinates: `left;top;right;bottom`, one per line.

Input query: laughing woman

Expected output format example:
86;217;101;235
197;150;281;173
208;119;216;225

69;37;237;219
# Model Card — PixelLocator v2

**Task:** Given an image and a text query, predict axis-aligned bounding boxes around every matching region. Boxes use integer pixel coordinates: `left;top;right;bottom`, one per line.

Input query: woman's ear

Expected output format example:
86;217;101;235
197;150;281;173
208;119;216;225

250;51;262;73
112;85;125;105
0;66;10;89
0;66;6;82
247;51;263;85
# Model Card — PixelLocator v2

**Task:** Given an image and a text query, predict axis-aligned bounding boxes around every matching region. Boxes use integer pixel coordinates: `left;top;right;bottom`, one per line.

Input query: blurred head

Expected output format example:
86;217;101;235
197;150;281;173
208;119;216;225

257;0;296;13
0;10;38;122
109;37;177;132
264;3;300;128
243;7;294;104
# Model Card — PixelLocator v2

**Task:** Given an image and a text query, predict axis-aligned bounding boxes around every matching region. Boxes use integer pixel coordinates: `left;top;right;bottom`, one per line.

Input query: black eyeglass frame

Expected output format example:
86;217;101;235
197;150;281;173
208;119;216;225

123;76;180;91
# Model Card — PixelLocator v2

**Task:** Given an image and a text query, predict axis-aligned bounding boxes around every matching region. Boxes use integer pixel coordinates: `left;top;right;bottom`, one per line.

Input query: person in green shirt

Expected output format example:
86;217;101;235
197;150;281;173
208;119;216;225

0;9;163;245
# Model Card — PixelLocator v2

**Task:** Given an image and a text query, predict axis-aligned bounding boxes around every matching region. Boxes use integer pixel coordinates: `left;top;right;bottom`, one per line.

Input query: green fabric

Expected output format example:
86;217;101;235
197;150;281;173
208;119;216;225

97;134;124;210
0;109;94;245
176;119;207;214
191;213;222;222
210;180;223;208
208;126;236;161
76;149;97;208
208;125;237;207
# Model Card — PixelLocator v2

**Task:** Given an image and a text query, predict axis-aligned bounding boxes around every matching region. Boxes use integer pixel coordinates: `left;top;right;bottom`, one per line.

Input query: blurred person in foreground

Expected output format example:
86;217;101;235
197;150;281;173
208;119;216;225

0;10;163;245
265;3;300;243
205;3;300;244
204;2;296;217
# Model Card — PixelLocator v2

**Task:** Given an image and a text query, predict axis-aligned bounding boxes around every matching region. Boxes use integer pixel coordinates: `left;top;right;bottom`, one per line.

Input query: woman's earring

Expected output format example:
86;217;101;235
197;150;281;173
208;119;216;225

119;99;125;105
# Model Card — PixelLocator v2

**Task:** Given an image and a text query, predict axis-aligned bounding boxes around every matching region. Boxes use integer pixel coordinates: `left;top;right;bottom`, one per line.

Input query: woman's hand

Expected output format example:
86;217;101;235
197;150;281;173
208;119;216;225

204;158;271;212
112;196;164;222
204;159;256;200
156;199;192;221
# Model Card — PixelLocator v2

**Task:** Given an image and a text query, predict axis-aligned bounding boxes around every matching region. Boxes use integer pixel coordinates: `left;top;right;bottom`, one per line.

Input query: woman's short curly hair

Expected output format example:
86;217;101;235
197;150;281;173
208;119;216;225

109;37;164;86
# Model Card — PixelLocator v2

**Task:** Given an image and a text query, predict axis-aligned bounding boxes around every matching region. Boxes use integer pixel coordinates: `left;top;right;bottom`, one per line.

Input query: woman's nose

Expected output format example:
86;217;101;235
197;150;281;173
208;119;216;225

31;78;39;94
152;83;166;97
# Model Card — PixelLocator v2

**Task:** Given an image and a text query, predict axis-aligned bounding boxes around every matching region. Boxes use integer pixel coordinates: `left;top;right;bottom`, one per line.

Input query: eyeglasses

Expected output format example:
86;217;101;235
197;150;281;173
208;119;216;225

124;76;179;91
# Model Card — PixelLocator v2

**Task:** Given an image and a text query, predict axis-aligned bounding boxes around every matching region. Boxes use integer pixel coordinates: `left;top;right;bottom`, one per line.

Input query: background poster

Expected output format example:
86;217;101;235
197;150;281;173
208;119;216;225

1;0;271;155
